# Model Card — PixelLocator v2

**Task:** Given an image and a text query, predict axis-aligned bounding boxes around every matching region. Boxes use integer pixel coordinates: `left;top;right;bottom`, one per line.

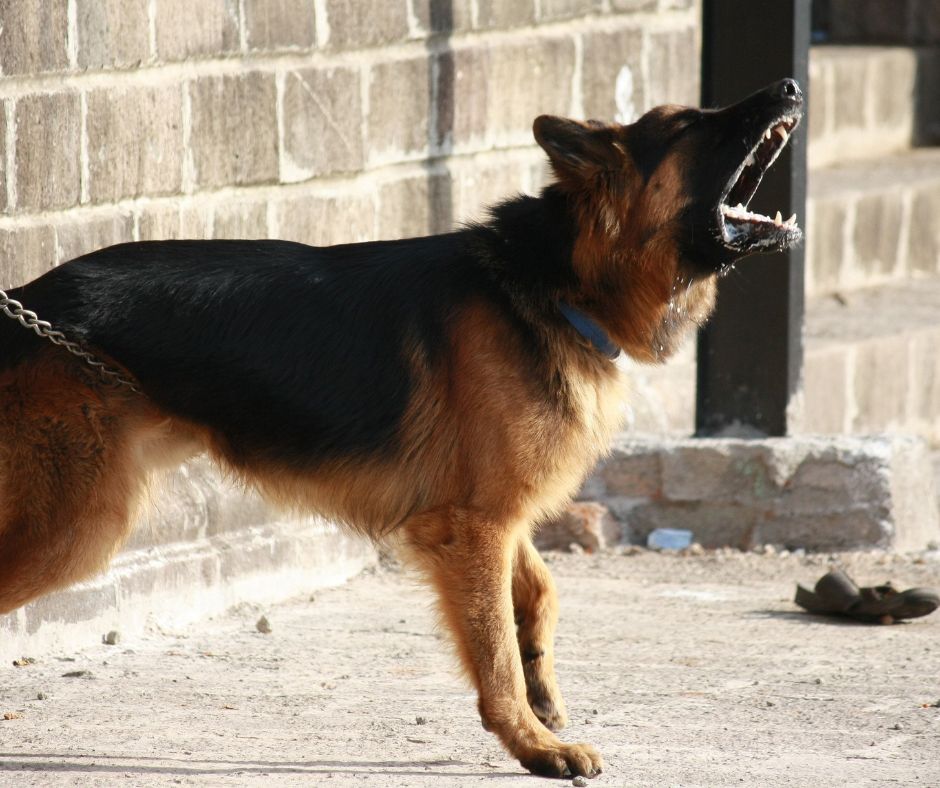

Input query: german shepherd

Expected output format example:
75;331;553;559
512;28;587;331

0;79;802;778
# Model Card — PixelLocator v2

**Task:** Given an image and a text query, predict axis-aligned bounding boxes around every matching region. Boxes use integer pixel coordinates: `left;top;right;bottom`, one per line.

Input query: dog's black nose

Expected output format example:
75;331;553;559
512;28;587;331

777;78;802;100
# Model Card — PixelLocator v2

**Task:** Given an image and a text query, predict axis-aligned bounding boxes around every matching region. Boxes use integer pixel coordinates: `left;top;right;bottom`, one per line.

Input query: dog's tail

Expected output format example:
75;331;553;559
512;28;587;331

0;348;150;614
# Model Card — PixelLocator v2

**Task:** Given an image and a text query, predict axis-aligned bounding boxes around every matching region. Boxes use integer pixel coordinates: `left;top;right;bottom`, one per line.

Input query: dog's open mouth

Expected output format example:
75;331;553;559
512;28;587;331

717;112;801;252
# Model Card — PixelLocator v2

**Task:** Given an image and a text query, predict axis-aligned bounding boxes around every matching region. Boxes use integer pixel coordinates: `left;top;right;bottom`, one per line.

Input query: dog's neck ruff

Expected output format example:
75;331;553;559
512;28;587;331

558;302;620;359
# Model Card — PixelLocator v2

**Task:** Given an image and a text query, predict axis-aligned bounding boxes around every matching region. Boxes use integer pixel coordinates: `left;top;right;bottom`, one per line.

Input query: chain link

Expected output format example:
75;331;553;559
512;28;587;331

1;287;140;392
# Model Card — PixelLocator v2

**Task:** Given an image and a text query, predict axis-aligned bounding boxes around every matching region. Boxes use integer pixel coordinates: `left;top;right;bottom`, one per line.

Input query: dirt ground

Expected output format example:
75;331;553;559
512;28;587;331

1;547;939;787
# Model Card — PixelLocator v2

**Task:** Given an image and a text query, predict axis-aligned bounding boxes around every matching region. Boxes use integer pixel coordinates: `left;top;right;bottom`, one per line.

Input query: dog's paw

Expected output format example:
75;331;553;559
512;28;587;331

520;741;603;779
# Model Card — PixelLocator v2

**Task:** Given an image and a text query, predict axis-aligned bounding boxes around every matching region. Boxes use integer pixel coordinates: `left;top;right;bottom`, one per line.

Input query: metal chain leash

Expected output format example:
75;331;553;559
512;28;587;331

1;287;140;392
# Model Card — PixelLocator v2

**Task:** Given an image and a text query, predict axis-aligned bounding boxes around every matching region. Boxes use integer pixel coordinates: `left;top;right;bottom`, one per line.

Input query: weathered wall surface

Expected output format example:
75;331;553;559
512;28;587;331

0;0;700;290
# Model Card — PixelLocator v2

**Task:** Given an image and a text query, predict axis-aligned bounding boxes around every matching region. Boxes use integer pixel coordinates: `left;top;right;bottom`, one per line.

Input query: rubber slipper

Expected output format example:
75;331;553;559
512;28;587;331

795;568;939;624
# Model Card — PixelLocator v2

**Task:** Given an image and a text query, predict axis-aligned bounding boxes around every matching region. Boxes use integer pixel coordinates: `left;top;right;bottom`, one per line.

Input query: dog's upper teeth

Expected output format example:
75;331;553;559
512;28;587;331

764;128;772;140
774;125;789;143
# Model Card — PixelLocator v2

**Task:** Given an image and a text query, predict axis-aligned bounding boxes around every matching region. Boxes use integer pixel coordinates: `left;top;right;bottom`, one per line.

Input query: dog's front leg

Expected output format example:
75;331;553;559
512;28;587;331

403;509;602;779
512;534;568;731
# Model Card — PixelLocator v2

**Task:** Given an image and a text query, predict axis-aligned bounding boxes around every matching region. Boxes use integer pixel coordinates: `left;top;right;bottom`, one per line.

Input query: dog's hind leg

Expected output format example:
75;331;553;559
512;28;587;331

403;508;602;779
0;355;162;615
512;534;568;731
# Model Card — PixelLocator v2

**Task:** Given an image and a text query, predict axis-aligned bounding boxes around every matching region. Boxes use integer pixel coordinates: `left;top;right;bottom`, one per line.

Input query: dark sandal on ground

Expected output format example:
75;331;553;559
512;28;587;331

795;568;940;624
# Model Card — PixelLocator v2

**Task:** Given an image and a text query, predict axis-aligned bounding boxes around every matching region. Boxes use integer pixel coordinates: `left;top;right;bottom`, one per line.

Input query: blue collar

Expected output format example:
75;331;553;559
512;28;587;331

558;302;620;359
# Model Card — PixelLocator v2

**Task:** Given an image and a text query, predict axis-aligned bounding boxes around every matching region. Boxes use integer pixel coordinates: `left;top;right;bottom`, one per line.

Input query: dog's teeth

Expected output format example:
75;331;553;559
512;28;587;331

764;128;772;140
735;202;745;210
774;210;783;225
786;213;797;226
774;125;789;143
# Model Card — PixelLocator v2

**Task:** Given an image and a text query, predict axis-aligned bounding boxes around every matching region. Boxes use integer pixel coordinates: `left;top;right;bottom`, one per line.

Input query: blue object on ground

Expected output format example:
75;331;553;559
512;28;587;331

647;528;694;550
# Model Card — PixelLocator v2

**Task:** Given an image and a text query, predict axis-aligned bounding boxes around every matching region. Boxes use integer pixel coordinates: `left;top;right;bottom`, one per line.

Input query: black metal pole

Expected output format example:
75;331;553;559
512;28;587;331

696;0;810;437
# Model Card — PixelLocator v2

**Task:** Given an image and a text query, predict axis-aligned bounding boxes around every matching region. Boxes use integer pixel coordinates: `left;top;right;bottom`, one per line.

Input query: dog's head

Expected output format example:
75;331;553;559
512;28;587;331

534;79;803;361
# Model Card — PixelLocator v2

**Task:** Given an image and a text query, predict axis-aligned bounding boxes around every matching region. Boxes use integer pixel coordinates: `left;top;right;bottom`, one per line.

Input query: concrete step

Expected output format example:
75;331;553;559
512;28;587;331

0;458;376;662
808;45;940;168
806;147;940;297
800;276;940;442
624;275;940;445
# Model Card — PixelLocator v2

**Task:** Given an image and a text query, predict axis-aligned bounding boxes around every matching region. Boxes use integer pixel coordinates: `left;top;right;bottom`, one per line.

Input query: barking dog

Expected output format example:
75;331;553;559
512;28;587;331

0;79;802;778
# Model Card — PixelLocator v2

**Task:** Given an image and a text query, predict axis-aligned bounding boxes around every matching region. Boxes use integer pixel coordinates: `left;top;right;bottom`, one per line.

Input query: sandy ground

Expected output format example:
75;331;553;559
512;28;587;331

1;548;939;787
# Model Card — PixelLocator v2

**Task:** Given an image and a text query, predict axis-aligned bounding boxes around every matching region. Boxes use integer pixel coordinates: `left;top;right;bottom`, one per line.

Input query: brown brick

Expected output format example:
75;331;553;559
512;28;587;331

800;345;849;433
86;86;184;203
581;27;645;122
853;191;902;278
914;49;940;144
806;197;847;294
190;73;278;189
412;0;474;34
441;34;581;149
368;57;430;163
829;54;868;132
853;337;911;432
377;171;452;239
55;213;134;264
437;47;488;148
0;225;57;287
870;51;917;134
908;184;940;274
243;0;316;50
0;1;69;75
911;332;940;427
281;67;363;180
598;450;662;498
14;93;81;212
154;0;240;60
138;204;210;240
610;0;657;11
76;0;151;69
475;0;535;28
449;156;530;224
494;37;576;134
276;191;376;246
648;26;700;107
538;0;597;21
915;0;940;43
323;0;409;49
212;201;269;238
0;106;6;214
807;57;828;145
827;0;913;42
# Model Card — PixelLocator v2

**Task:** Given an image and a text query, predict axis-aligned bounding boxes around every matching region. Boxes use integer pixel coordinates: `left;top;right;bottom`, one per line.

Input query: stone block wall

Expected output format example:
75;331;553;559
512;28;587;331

0;0;700;292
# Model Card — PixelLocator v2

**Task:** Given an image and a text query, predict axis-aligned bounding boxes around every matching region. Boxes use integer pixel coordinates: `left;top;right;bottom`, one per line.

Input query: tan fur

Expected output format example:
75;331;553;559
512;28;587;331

0;350;194;612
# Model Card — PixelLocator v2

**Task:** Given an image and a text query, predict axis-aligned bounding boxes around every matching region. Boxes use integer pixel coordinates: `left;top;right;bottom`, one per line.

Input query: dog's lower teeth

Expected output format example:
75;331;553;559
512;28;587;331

774;210;783;225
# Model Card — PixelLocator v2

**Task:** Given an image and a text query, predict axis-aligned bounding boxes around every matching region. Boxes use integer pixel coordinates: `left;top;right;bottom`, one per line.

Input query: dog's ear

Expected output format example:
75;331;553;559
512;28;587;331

533;115;618;182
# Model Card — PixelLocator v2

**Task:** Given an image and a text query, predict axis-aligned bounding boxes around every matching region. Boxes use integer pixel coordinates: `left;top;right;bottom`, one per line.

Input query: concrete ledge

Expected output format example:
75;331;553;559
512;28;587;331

585;434;940;552
0;459;375;664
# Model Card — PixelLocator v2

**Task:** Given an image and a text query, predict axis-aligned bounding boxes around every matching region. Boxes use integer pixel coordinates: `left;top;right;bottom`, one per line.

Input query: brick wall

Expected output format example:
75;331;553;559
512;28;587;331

0;0;700;290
